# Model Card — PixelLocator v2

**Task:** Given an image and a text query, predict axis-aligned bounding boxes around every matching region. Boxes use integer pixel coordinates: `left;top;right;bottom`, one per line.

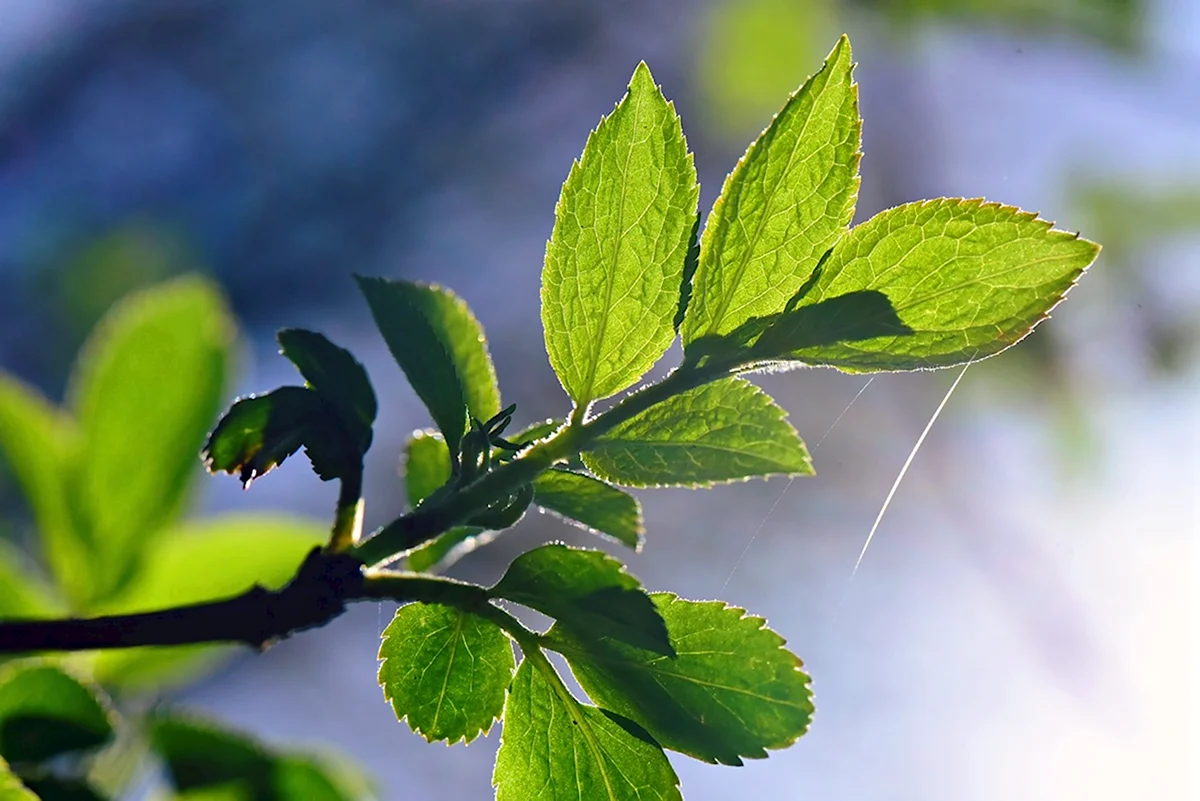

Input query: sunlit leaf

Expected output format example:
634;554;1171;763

493;659;681;801
202;388;321;488
356;277;500;453
682;36;860;347
775;198;1101;371
378;602;513;744
276;329;376;450
545;593;813;766
531;470;642;549
68;277;232;603
90;515;325;691
490;544;670;655
542;62;699;406
403;430;451;508
582;378;811;487
0;663;114;764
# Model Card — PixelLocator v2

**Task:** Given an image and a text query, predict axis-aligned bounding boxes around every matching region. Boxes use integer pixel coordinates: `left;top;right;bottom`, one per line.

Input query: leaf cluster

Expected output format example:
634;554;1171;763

0;33;1098;801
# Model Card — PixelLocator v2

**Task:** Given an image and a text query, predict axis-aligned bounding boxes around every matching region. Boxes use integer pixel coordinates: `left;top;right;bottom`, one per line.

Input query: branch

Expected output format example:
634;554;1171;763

0;548;366;654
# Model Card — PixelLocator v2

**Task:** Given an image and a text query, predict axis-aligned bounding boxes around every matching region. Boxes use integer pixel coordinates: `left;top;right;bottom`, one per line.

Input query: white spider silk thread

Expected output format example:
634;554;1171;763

850;362;971;578
719;377;875;592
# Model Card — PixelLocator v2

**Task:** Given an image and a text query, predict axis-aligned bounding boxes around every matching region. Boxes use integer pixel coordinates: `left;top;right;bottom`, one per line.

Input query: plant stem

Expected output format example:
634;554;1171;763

348;360;728;566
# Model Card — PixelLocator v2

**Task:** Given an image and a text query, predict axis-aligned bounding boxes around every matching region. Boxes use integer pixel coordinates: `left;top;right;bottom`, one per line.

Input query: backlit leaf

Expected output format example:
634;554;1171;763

493;659;681;801
582;378;811;487
490;544;670;655
777;198;1101;371
356;277;499;453
531;471;642;549
545;593;813;766
682;36;860;347
542;62;699;406
0;542;62;619
69;277;232;602
0;663;114;764
0;375;83;600
276;329;376;449
202;388;321;488
378;602;513;744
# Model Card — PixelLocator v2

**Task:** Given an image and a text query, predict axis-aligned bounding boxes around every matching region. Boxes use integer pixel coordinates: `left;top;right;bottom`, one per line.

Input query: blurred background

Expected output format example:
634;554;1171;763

0;0;1196;798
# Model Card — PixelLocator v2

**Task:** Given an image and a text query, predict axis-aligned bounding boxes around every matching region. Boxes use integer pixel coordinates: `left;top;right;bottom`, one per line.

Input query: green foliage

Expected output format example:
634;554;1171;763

493;659;682;801
681;36;859;346
0;664;113;765
583;378;812;487
0;32;1100;801
490;544;670;655
149;715;368;801
546;594;813;766
356;277;500;456
70;277;232;602
542;62;698;408
378;603;514;744
531;470;643;549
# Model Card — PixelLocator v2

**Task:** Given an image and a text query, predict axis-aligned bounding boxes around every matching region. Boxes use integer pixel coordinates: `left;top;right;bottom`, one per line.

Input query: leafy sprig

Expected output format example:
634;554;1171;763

0;34;1098;801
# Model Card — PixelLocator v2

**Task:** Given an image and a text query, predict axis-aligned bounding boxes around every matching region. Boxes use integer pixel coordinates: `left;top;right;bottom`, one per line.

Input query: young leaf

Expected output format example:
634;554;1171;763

531;469;643;549
404;430;451;508
542;62;699;407
545;593;813;766
68;277;232;601
773;198;1101;371
493;659;681;801
202;387;322;488
356;277;500;453
277;329;377;449
0;664;114;764
490;544;671;656
582;377;811;487
150;713;367;801
377;602;514;744
0;375;84;601
682;35;860;347
90;515;326;691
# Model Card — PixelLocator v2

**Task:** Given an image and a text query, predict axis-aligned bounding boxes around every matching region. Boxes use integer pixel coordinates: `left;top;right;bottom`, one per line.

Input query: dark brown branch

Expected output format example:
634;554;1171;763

0;547;366;654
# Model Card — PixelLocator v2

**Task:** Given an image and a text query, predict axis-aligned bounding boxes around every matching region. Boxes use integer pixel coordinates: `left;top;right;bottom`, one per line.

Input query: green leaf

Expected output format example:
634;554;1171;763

0;663;114;764
150;714;364;801
0;374;86;603
494;658;681;801
90;515;326;691
542;61;699;406
582;377;811;487
681;35;860;347
202;388;322;488
545;593;814;766
775;198;1102;371
69;276;232;602
402;526;489;573
0;757;38;800
276;329;376;450
532;471;642;549
356;277;500;453
672;212;702;332
403;430;451;508
0;542;62;619
490;544;671;656
377;602;514;744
